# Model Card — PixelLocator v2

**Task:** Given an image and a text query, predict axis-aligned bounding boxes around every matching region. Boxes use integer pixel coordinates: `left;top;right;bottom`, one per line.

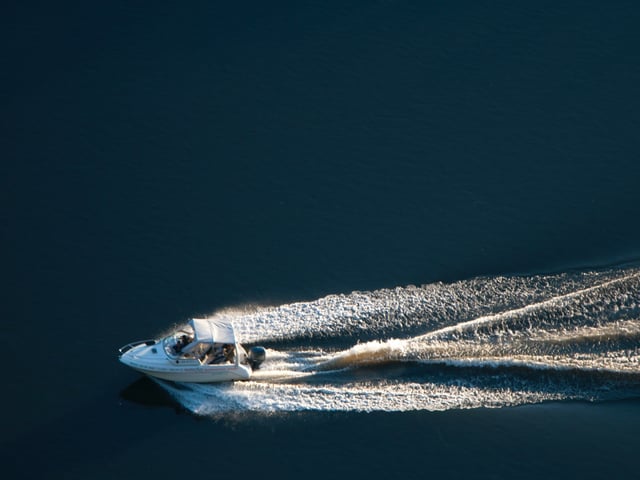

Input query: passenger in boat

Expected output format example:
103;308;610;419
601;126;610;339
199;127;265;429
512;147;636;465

223;344;235;363
174;334;189;354
209;344;227;364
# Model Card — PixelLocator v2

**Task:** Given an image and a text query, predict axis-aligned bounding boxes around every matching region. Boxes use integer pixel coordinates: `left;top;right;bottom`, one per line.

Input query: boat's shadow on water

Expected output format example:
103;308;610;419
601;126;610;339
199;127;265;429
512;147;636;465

119;377;189;413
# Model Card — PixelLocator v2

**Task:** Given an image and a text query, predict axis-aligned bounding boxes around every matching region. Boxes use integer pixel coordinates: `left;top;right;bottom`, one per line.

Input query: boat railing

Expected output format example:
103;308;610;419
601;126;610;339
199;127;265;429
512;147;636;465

118;339;156;355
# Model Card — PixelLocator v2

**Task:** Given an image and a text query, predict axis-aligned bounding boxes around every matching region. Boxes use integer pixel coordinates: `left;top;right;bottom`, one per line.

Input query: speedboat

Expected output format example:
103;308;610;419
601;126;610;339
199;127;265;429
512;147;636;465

118;318;265;383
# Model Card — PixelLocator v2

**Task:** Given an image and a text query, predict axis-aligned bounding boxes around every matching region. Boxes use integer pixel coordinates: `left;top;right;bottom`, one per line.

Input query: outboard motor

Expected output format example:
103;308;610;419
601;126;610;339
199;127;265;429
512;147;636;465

247;346;266;370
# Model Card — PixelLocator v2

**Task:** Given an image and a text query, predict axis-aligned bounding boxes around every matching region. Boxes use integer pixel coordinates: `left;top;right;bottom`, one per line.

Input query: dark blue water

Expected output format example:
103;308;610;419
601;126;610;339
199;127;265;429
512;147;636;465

3;1;640;478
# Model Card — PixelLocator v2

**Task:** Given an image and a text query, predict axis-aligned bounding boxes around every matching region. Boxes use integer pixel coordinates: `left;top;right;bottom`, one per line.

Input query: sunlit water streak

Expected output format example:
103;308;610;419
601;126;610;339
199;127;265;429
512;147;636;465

156;266;640;415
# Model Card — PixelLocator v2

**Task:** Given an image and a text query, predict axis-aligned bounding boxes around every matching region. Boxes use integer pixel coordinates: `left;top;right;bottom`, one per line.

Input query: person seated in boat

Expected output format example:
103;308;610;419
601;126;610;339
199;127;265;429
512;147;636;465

209;344;227;364
223;344;235;363
173;334;190;354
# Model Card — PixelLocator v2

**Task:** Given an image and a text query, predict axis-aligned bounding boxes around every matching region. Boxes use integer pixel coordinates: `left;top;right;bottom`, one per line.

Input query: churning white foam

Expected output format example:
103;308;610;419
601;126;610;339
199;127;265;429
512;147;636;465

160;379;572;415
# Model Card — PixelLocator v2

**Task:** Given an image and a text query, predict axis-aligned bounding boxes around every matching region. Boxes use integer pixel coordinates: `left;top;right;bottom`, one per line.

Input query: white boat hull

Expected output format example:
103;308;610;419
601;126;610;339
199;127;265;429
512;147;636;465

125;363;252;383
119;341;252;383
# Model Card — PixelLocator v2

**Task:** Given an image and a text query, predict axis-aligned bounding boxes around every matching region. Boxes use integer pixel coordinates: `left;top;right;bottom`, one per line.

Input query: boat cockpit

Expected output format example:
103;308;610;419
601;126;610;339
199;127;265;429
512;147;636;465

162;326;236;365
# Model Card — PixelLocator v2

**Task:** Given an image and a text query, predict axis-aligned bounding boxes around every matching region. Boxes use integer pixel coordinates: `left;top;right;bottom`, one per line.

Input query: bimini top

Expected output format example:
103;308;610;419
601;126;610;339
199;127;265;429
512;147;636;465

190;318;237;345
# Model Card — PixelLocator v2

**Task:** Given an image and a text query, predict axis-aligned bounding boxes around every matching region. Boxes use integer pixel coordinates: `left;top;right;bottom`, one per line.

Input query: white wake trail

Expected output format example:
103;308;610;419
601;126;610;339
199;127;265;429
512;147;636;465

153;266;640;415
413;271;640;342
313;271;640;371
